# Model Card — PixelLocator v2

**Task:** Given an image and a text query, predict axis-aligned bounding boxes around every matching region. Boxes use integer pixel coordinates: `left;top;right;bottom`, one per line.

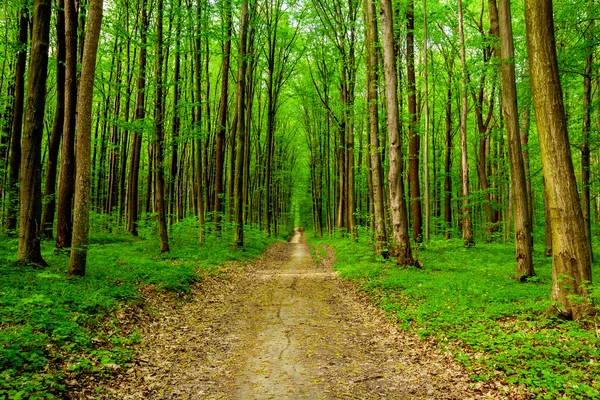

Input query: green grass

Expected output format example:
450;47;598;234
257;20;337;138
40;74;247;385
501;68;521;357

0;216;278;399
311;231;600;399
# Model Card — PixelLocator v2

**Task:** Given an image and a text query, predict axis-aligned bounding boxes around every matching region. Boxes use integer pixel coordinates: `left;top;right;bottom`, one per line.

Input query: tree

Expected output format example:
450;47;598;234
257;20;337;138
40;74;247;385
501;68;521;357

457;0;474;247
56;0;78;249
154;0;169;253
363;0;387;256
69;0;104;275
379;0;417;266
6;5;28;233
497;0;534;278
17;0;51;265
525;0;593;320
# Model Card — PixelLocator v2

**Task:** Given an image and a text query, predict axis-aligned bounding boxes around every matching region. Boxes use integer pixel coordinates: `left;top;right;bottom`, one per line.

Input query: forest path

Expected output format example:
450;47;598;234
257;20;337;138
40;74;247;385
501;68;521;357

94;228;495;399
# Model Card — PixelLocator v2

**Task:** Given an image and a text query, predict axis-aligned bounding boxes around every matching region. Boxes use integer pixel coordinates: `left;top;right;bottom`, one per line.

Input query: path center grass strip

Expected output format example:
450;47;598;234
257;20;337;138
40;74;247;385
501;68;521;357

311;233;600;399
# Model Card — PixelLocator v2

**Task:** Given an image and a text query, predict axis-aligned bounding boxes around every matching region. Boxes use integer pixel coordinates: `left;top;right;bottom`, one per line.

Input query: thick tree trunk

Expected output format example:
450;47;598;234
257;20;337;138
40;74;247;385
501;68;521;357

525;0;593;320
69;0;103;275
380;0;417;266
17;0;51;266
498;0;535;278
56;0;78;249
458;0;474;246
6;7;28;233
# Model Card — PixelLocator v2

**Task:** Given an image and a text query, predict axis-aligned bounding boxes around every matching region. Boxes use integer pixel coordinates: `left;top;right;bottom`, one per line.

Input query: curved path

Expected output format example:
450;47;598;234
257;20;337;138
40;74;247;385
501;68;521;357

92;228;497;399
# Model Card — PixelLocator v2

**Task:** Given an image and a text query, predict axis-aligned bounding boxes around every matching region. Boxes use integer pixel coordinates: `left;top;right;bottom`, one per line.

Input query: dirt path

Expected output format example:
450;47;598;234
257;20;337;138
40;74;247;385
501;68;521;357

91;228;498;399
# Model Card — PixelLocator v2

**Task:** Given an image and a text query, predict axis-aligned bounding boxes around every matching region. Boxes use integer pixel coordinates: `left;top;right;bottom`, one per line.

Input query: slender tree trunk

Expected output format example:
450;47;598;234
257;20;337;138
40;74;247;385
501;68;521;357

17;0;51;265
423;0;430;241
444;67;453;239
41;0;66;238
380;0;417;266
194;0;205;243
154;0;169;253
214;0;232;231
581;1;593;260
458;0;474;246
525;0;593;320
6;6;28;233
498;0;535;278
234;0;249;247
126;0;148;236
56;0;78;248
363;0;387;256
406;0;422;242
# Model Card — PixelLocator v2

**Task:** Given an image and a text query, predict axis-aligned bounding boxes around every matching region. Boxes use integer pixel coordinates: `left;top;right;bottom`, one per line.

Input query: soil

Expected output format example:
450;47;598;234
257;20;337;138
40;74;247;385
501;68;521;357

84;228;503;399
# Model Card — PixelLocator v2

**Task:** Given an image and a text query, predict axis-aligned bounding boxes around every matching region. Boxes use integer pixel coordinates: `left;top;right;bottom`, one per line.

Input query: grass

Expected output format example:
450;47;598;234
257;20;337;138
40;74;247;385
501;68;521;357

311;229;600;399
0;216;278;399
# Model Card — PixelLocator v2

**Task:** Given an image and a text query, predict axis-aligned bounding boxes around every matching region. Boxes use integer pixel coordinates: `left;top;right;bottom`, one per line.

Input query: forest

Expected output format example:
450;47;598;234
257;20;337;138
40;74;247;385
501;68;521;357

0;0;599;397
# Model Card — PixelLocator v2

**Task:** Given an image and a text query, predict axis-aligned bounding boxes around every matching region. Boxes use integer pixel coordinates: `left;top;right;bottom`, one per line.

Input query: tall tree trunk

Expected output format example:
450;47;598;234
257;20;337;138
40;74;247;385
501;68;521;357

406;0;422;242
194;0;205;243
363;0;387;256
213;0;232;231
458;0;474;246
126;0;148;236
581;0;593;260
17;0;51;265
69;0;103;275
498;0;535;278
41;0;66;238
56;0;78;248
6;6;28;233
525;0;593;320
380;0;417;266
234;0;249;247
422;0;430;241
154;0;169;253
444;66;453;239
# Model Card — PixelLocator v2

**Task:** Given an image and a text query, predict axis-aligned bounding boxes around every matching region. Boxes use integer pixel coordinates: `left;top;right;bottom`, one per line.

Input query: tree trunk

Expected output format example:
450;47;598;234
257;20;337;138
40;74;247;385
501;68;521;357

581;0;593;260
525;0;593;320
56;0;78;249
213;0;232;231
194;0;205;243
498;0;535;278
6;6;28;233
444;66;453;239
154;0;169;253
126;0;148;236
363;0;387;257
422;0;430;241
17;0;51;266
233;0;249;247
68;0;103;275
458;0;474;246
406;0;422;243
380;0;417;266
41;0;66;238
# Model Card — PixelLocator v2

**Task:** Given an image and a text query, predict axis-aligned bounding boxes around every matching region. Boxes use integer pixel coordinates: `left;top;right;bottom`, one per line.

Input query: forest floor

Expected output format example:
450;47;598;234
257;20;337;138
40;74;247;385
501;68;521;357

80;228;506;399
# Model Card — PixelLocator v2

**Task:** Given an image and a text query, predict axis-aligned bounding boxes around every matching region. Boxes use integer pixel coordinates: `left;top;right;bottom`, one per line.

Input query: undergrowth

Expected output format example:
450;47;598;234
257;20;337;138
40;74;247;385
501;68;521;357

312;230;600;399
0;216;276;399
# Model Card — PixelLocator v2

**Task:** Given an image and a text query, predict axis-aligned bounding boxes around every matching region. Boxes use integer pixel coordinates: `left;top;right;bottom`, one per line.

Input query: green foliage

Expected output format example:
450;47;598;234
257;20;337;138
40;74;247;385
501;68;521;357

313;234;600;399
0;222;274;398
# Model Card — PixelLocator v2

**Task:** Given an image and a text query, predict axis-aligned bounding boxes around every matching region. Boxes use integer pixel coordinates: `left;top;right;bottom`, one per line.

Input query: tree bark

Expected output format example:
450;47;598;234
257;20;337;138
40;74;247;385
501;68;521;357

458;0;474;246
17;0;51;266
498;0;535;278
6;6;28;233
69;0;103;275
363;0;387;257
525;0;593;320
406;0;422;243
380;0;417;266
56;0;78;249
154;0;169;253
